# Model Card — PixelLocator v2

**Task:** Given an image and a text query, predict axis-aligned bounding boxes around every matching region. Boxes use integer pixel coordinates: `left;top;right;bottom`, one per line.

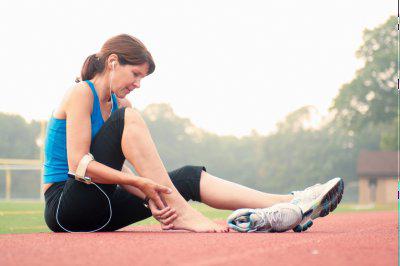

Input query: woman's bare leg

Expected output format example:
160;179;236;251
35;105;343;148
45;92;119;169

121;108;227;232
199;171;293;210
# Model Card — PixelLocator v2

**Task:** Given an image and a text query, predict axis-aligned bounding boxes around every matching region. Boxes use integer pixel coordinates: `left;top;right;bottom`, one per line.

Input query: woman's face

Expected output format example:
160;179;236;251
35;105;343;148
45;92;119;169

111;62;149;98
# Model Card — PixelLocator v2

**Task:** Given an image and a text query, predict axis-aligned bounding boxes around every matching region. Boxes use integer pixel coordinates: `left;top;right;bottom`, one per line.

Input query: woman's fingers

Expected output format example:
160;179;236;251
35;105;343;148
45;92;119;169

150;192;166;210
139;178;172;208
148;198;158;211
152;206;171;217
148;198;177;227
159;208;176;220
157;185;173;195
160;213;178;225
148;199;176;220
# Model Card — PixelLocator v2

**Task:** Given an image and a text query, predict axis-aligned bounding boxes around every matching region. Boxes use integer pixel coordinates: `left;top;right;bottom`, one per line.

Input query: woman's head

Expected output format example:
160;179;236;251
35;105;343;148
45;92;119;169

79;34;155;97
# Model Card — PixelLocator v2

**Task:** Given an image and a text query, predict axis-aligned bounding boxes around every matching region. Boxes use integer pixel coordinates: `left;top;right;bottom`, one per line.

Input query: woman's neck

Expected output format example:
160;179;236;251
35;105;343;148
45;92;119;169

91;74;112;103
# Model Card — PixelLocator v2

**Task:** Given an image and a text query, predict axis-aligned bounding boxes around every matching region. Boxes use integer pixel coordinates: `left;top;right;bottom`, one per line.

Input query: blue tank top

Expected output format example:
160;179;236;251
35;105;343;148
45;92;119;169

43;80;119;183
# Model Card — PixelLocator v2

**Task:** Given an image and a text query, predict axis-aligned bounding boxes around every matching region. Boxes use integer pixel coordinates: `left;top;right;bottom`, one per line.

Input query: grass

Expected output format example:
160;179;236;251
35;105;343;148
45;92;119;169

0;201;397;234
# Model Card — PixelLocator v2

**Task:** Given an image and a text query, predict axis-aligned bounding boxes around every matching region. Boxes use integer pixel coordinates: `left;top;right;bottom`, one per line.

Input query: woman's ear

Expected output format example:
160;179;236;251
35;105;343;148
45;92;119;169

107;54;119;70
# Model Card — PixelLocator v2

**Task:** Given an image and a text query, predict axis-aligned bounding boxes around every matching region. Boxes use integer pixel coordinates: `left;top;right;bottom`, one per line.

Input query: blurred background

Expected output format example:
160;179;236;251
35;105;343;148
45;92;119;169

0;0;397;205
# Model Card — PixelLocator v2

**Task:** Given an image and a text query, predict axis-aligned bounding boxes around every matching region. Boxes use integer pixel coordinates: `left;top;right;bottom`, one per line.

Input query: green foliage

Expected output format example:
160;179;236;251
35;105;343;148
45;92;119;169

0;113;42;158
331;16;397;131
379;116;399;150
276;105;316;133
141;103;262;188
0;103;386;201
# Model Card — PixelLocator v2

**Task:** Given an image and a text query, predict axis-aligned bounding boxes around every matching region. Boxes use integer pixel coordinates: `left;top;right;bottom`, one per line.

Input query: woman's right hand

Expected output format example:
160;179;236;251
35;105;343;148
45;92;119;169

137;177;173;209
148;199;177;230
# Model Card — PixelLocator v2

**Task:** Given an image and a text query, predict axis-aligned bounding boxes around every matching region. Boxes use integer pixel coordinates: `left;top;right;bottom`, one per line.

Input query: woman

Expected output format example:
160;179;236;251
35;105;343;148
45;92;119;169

43;34;343;233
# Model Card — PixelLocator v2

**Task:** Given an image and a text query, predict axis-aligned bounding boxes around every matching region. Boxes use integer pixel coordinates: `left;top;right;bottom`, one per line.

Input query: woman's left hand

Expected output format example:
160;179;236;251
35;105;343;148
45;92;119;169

148;199;178;230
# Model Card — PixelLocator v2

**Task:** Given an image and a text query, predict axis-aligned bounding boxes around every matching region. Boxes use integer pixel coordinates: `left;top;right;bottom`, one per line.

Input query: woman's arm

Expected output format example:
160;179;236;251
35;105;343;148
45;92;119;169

65;83;171;208
120;165;145;199
65;83;140;186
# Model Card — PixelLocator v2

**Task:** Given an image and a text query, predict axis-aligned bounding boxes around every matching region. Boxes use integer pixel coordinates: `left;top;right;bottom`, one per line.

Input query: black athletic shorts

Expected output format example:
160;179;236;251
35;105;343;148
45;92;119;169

44;107;206;232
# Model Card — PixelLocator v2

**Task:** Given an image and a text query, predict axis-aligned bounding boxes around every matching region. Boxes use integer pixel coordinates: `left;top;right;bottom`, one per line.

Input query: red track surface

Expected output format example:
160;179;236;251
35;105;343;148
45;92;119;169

0;211;397;266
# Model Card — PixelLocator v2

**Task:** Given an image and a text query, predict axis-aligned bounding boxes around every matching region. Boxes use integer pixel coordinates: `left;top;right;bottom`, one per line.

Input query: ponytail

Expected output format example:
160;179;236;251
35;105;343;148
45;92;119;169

76;54;105;83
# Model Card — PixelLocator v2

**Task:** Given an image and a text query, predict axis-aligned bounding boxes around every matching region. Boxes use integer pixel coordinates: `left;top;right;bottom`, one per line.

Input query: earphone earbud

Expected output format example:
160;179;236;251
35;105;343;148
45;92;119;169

112;61;116;70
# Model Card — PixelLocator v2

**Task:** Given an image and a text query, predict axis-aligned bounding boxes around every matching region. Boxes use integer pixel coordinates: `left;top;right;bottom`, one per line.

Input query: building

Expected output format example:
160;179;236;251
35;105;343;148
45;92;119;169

357;150;398;204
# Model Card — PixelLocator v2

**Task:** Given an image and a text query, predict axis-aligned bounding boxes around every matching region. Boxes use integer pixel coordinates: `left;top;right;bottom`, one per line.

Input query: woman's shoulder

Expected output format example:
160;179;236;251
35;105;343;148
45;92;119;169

53;82;94;119
67;81;92;97
63;82;94;104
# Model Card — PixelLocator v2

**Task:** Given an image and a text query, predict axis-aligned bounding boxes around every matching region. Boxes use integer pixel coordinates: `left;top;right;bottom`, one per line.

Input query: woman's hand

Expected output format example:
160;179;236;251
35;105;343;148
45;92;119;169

148;200;178;230
137;177;172;210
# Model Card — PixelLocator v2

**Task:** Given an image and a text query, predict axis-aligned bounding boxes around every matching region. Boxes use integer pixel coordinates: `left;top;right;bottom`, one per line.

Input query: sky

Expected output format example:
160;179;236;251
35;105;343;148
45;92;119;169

0;0;395;137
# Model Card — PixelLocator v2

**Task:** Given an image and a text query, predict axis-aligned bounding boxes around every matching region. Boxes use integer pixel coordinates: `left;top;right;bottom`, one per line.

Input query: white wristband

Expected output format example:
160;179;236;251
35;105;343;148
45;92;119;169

75;153;94;184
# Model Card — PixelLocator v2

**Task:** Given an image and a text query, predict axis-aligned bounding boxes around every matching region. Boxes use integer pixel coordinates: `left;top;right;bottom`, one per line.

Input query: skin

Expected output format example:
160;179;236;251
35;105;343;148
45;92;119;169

44;53;293;232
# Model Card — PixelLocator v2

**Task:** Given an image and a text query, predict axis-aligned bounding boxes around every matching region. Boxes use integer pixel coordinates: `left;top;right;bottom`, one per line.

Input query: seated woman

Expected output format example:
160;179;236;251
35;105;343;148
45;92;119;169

43;34;343;233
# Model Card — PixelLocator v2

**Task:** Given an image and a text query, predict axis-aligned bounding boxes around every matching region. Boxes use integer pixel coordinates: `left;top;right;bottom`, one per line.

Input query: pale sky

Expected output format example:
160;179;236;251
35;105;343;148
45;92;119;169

0;0;395;136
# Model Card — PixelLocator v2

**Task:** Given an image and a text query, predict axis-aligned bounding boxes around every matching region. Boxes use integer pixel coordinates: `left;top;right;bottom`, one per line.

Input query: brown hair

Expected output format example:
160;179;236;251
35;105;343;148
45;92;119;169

77;34;155;82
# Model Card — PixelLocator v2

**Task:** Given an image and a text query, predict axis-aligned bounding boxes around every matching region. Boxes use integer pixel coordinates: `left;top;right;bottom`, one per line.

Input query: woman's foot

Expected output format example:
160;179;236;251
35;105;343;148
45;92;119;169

290;177;344;232
164;200;228;232
227;203;302;233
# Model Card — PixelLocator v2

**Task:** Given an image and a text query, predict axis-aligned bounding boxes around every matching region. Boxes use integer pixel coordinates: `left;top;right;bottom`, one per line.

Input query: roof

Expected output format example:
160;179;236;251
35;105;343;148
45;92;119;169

357;150;398;177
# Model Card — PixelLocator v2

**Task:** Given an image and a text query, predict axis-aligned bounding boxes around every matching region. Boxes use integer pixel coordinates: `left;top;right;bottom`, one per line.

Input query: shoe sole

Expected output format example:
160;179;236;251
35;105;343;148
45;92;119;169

293;177;344;232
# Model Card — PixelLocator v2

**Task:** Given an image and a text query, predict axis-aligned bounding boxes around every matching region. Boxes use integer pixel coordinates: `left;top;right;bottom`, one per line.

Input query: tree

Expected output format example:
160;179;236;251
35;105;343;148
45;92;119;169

330;16;397;137
0;113;42;159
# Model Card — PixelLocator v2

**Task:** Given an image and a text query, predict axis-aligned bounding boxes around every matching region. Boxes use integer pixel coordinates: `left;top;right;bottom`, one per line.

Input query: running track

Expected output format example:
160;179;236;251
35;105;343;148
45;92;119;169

0;211;397;266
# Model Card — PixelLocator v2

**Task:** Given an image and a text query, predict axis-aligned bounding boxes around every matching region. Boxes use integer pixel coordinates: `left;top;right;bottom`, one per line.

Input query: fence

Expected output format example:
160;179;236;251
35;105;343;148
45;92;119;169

0;160;43;201
0;121;45;201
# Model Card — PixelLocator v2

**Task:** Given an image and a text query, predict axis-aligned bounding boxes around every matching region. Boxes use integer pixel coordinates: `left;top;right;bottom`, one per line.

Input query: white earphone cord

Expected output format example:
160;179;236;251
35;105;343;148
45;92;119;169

55;183;112;233
56;62;116;233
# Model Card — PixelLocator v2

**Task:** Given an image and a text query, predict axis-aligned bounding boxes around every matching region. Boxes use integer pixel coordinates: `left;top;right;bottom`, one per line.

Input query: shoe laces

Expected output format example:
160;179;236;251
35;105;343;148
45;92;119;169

253;208;282;230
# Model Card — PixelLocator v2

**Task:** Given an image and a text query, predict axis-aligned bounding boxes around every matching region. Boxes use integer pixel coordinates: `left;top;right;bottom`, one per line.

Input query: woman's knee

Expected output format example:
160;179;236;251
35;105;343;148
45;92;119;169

169;165;206;202
90;108;128;170
124;107;147;128
177;165;206;179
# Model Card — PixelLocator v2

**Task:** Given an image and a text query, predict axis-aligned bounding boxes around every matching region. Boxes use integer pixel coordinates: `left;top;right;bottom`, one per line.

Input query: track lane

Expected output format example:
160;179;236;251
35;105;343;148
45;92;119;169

0;211;397;266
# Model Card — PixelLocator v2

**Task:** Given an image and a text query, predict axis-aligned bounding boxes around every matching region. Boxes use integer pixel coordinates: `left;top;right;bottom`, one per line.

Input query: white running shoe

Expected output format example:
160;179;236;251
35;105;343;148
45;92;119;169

290;177;344;232
227;203;302;233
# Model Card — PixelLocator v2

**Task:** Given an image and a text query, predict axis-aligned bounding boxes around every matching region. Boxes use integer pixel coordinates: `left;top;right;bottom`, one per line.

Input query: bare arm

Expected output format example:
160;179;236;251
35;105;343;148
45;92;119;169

120;165;146;199
65;83;141;186
65;84;171;208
